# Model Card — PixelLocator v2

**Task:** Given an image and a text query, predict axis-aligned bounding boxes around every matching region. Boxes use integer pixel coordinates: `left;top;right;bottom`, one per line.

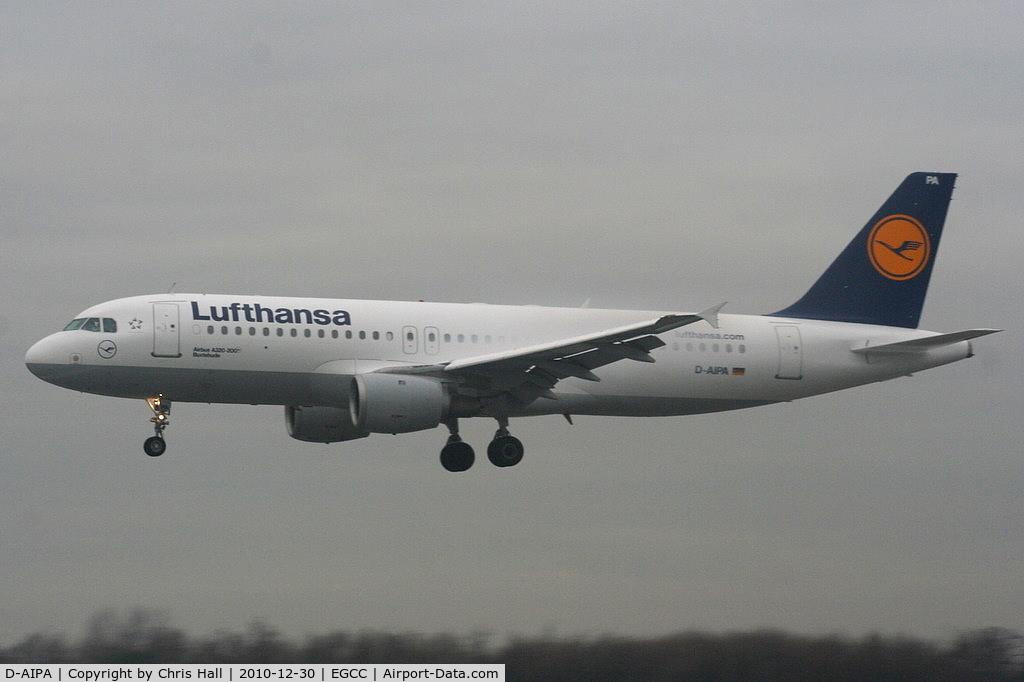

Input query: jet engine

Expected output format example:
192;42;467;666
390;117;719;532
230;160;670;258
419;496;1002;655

349;373;450;434
285;405;369;443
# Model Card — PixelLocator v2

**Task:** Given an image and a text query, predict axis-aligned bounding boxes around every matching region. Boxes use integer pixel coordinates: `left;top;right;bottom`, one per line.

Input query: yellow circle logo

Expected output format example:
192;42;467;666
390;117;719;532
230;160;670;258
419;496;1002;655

867;215;931;280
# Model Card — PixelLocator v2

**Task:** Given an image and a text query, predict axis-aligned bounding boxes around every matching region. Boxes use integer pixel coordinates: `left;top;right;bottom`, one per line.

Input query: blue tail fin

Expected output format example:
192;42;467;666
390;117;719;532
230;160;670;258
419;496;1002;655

771;172;956;328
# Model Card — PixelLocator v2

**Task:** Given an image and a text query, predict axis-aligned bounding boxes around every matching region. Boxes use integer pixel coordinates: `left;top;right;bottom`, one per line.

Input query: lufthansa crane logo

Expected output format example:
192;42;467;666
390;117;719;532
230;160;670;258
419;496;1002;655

97;340;117;359
867;214;931;280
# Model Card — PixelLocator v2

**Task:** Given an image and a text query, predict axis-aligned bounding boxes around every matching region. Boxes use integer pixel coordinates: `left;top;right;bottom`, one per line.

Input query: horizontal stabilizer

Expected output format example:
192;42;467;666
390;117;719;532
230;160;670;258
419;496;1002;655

851;328;1001;355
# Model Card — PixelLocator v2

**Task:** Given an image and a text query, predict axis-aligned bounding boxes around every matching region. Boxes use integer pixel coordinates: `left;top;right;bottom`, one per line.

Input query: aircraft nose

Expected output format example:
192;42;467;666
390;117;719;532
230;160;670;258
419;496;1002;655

25;334;75;383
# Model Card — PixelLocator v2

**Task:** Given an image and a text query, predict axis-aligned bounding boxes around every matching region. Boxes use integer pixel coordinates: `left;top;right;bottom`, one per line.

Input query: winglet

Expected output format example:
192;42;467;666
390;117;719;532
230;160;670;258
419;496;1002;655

698;302;727;329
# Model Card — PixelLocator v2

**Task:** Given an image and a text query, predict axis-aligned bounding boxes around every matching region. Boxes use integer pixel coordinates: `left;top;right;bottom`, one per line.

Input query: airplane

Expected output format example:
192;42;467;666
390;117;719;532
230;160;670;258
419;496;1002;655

25;172;1000;471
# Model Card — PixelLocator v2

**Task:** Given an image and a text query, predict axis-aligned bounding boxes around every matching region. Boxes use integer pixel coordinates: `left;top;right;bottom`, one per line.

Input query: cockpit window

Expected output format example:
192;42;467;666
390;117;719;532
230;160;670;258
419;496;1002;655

62;317;116;332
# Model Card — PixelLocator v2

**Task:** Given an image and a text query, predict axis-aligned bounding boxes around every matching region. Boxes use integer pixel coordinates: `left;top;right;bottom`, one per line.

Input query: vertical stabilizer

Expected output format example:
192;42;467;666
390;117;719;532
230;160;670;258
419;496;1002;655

771;172;956;328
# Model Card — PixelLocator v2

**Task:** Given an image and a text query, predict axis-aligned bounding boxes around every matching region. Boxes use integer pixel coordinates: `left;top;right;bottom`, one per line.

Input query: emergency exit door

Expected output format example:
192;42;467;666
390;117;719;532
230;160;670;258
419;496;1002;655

402;325;418;354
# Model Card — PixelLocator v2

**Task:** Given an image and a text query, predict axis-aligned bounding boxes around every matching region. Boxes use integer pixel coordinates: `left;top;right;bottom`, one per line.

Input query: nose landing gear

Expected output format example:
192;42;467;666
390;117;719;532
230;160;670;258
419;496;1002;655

143;395;170;457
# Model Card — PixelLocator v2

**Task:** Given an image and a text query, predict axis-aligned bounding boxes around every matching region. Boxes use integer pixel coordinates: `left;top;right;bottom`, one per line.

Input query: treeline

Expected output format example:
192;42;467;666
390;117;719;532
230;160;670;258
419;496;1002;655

1;610;1022;681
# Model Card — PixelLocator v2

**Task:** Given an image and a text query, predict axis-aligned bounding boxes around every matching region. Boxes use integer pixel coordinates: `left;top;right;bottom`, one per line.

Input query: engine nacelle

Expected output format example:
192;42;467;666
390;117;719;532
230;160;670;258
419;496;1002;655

349;373;449;434
285;405;369;443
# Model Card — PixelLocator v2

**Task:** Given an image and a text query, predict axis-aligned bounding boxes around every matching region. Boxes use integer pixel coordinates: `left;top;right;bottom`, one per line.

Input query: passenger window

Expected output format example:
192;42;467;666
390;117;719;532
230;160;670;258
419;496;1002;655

103;318;117;333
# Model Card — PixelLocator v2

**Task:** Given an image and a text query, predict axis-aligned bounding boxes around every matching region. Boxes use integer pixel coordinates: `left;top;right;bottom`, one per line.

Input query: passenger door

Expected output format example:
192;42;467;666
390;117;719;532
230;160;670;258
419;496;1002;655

774;325;802;380
152;302;182;358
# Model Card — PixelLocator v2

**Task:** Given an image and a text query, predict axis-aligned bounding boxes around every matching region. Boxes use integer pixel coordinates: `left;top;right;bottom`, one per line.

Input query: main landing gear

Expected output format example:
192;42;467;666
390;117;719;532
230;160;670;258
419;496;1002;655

440;433;475;472
439;418;524;472
143;395;170;457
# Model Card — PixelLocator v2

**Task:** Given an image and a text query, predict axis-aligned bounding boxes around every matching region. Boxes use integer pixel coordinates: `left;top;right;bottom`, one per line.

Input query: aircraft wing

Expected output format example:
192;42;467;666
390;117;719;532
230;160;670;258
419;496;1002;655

379;303;726;403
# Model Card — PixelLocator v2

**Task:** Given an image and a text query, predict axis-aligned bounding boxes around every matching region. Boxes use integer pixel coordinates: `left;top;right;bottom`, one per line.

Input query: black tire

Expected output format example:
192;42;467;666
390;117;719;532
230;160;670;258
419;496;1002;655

143;436;167;457
487;435;524;468
440;440;475;472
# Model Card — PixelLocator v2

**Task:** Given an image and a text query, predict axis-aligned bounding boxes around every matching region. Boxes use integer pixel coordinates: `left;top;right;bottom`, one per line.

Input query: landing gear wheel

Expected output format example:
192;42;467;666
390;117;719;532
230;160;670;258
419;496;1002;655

440;438;475;472
144;395;171;458
487;435;524;468
144;436;167;457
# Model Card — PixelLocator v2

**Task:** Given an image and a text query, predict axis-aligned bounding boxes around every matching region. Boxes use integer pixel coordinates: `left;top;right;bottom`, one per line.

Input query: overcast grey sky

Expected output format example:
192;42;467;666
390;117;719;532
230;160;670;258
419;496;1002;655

2;2;1022;644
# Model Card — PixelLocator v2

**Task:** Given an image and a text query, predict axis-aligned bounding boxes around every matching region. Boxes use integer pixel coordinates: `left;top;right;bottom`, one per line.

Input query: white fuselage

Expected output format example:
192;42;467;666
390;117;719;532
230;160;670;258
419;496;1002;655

25;293;972;419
